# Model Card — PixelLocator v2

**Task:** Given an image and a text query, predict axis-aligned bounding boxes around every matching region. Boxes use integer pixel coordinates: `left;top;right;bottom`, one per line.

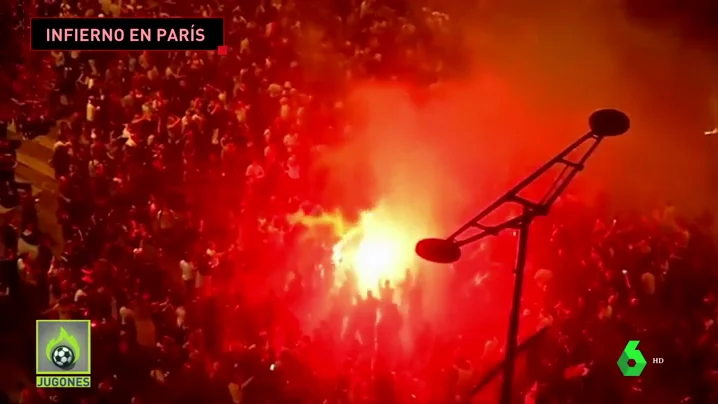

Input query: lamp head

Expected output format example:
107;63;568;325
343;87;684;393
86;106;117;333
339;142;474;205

415;238;462;264
589;109;630;137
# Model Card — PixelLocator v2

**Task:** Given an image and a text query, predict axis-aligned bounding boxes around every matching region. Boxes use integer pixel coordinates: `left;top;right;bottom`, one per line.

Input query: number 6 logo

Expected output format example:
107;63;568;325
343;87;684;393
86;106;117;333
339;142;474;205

617;340;647;376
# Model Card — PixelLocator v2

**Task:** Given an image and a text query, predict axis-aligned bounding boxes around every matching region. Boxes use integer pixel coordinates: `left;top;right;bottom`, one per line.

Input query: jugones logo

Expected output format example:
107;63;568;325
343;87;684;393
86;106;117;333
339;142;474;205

617;340;648;376
47;327;81;370
36;320;92;388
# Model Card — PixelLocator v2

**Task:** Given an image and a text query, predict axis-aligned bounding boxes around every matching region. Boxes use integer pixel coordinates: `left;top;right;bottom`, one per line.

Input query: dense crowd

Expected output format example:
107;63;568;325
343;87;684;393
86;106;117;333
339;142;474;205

2;0;717;403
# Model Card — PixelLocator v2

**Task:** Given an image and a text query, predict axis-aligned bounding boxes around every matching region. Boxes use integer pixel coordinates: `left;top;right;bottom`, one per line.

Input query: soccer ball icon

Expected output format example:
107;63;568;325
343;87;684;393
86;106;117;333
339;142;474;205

51;345;75;369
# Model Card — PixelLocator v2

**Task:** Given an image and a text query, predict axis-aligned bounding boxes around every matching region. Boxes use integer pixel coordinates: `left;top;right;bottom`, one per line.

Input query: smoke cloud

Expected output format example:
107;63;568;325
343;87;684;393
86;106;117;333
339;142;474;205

314;0;717;240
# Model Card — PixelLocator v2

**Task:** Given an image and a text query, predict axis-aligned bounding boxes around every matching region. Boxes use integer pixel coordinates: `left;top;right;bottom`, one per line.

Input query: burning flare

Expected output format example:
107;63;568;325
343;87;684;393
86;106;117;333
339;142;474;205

289;206;417;295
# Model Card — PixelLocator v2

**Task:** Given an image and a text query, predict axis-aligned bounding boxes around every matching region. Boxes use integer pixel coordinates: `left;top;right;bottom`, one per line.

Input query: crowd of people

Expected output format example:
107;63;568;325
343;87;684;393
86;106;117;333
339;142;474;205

2;0;717;403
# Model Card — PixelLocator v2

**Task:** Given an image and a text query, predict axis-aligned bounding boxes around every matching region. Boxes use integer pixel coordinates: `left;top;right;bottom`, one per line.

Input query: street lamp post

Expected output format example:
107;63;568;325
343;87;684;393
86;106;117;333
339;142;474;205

415;109;630;403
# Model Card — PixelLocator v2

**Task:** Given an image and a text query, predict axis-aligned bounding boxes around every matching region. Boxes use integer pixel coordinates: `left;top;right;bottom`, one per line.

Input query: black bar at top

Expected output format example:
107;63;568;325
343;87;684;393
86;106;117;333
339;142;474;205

31;18;224;51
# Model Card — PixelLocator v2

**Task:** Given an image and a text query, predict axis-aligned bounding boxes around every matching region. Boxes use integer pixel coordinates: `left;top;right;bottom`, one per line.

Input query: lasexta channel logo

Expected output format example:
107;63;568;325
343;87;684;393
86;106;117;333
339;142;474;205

617;340;647;376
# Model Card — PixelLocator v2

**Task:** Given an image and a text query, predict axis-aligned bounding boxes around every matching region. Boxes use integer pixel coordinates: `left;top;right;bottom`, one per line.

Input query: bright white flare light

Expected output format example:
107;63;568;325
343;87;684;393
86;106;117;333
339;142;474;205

332;211;414;295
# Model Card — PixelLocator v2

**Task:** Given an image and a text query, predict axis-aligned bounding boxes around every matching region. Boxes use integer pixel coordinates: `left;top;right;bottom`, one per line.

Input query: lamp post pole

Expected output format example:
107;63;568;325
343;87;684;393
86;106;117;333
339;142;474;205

499;214;531;404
